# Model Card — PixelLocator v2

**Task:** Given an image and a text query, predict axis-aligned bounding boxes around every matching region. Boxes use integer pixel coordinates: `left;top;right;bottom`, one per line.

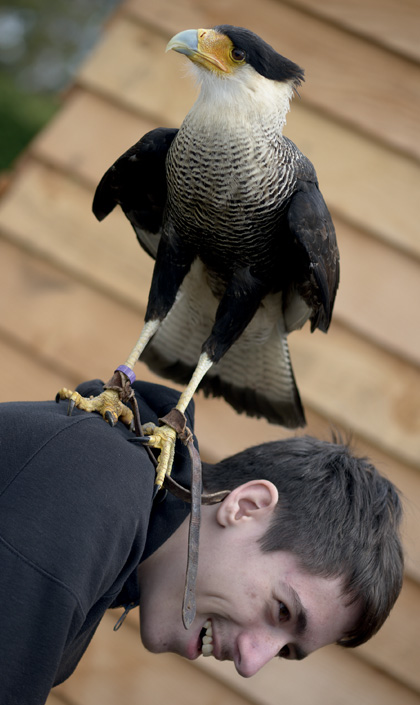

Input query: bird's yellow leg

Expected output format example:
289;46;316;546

122;320;160;370
177;352;214;414
143;352;214;488
56;319;161;425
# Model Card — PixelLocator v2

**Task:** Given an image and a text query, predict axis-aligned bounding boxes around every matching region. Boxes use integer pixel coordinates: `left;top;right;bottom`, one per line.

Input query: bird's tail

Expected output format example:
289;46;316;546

142;267;306;428
204;327;306;428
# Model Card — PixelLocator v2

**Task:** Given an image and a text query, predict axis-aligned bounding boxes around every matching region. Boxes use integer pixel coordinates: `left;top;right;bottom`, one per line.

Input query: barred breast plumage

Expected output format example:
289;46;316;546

166;112;300;280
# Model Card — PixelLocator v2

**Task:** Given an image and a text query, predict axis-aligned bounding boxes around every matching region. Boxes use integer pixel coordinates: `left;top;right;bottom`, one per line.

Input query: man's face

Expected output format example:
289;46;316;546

138;481;359;677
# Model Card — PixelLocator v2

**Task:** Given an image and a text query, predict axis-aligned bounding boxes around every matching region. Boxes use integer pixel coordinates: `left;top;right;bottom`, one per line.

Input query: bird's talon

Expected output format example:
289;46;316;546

55;386;134;427
138;424;178;486
155;472;166;491
105;410;116;426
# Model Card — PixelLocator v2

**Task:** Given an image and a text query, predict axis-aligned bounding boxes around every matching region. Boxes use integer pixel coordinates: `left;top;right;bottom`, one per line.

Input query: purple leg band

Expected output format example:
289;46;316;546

116;365;136;384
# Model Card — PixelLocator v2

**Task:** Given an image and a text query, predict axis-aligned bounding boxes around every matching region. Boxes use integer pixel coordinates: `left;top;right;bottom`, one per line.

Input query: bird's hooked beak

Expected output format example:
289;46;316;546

166;28;232;74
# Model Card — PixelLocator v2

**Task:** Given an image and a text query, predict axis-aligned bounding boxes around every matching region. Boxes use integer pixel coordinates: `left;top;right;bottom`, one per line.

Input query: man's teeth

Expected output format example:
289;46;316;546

201;619;213;656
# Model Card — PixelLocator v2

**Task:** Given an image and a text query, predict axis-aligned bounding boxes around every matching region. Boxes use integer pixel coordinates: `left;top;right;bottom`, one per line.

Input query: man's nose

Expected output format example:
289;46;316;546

234;630;284;677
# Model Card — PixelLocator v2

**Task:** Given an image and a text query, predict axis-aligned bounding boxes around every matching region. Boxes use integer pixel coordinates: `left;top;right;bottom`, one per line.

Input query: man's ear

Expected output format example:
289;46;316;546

216;480;279;527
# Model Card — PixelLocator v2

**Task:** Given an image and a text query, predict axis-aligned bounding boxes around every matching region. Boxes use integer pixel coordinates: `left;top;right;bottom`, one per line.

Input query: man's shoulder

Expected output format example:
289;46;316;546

0;395;154;605
0;392;155;499
0;379;195;584
0;397;133;480
0;378;194;478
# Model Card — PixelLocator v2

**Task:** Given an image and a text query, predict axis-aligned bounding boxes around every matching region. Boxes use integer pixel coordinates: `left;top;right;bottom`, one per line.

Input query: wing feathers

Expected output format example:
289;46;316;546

287;180;340;333
92;127;178;258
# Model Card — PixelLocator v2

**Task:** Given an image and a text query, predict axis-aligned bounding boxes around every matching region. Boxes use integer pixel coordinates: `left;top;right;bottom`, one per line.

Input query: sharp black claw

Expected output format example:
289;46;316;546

105;411;116;427
67;399;75;416
127;436;151;446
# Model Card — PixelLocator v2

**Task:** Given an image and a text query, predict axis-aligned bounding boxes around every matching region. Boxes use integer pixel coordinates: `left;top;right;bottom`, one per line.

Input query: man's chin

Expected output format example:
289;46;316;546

140;626;201;662
139;624;166;654
140;627;180;657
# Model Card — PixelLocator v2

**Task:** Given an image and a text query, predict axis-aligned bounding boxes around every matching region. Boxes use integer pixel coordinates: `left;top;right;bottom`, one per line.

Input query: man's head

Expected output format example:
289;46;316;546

203;435;404;648
137;435;403;676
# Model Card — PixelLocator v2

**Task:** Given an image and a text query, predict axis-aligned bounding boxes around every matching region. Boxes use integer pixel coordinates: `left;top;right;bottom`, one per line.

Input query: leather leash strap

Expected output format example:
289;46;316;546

105;371;230;629
159;409;203;629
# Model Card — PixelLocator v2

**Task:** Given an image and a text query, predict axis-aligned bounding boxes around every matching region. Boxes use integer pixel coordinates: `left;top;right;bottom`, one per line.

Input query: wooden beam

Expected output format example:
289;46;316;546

282;0;420;62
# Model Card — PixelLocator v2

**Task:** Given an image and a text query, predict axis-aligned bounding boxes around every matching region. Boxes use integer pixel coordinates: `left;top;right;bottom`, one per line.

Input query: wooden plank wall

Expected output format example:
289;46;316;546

0;0;419;703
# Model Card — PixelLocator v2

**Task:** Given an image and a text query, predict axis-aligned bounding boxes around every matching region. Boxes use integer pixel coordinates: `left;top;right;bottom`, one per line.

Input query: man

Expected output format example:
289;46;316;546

0;379;403;703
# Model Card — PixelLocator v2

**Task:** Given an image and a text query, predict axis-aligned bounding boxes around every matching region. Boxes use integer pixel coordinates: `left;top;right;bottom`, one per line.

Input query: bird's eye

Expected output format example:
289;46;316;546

230;47;246;63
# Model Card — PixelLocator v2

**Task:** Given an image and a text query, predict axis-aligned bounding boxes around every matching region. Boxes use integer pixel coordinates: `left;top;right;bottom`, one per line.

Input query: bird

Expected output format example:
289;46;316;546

57;25;339;487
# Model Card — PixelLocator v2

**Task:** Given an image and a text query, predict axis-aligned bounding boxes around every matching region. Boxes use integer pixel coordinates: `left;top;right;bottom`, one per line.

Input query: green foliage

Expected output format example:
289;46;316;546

0;0;118;169
0;71;58;169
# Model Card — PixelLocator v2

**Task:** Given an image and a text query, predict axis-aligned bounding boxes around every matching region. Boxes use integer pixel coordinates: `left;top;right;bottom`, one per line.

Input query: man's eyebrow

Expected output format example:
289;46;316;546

277;582;309;660
290;586;308;637
290;586;309;660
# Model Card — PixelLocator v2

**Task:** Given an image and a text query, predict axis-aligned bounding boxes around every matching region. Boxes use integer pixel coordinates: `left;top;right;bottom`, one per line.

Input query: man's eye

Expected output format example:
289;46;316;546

278;601;290;622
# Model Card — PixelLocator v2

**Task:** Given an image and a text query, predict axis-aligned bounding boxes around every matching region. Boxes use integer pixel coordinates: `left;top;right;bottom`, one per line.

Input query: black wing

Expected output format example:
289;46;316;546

92;127;178;259
286;169;340;333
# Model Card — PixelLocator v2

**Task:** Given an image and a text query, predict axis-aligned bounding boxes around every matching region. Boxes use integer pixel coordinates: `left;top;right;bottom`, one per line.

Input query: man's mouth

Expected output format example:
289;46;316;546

199;618;213;656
